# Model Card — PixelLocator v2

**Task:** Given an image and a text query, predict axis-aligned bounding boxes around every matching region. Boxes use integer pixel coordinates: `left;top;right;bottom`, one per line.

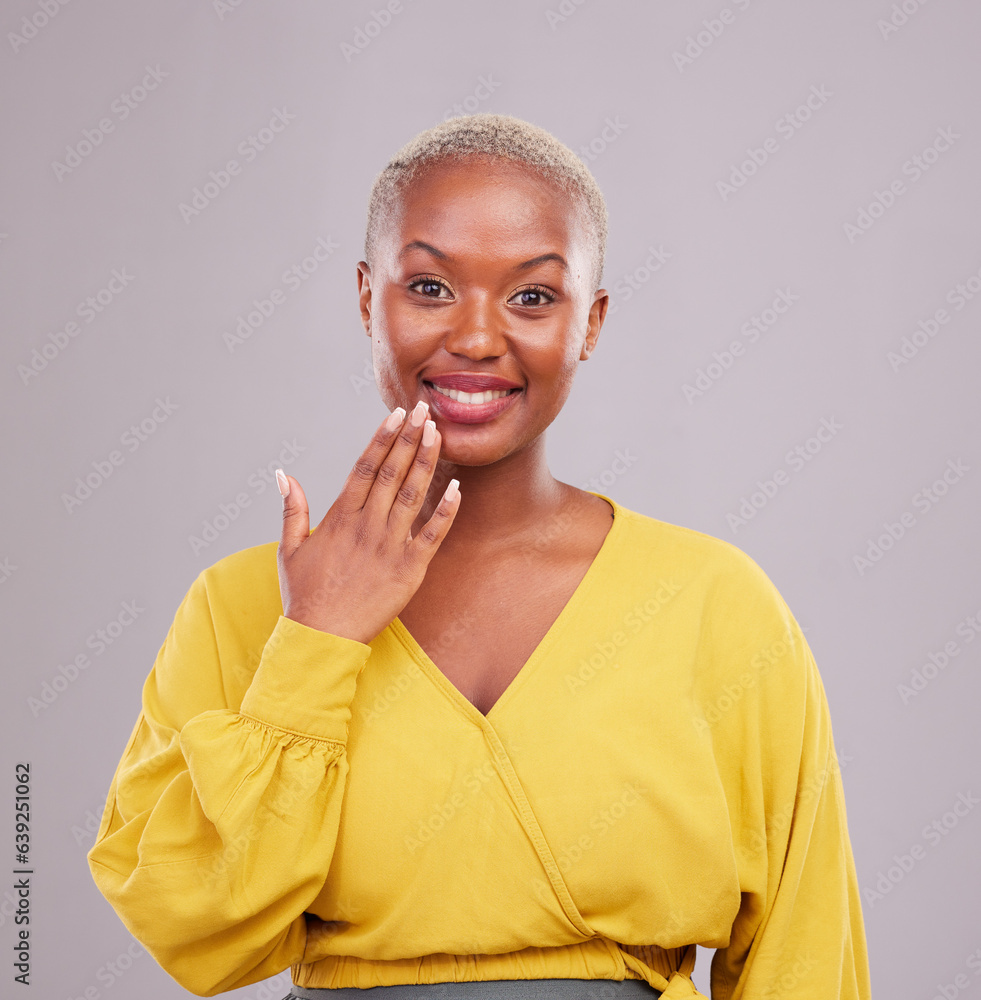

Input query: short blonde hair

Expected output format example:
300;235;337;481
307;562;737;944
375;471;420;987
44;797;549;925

364;113;609;291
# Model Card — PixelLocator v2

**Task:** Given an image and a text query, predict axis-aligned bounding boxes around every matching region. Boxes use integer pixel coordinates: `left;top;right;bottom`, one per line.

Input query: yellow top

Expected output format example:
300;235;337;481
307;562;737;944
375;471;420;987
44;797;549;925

87;492;871;999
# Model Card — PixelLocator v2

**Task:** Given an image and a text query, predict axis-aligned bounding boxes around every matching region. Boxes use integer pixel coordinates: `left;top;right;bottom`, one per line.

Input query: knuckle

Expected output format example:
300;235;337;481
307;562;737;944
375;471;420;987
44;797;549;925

417;522;442;546
418;506;450;544
375;462;401;487
395;482;420;507
352;458;376;481
351;519;373;548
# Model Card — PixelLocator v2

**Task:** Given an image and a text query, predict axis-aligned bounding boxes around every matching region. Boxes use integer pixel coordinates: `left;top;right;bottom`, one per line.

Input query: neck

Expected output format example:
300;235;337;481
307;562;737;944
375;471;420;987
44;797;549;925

413;433;570;554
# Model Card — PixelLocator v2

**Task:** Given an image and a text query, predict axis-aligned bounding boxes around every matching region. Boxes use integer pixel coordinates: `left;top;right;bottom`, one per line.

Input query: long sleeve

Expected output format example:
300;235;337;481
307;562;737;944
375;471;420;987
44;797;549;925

86;565;373;997
708;614;871;999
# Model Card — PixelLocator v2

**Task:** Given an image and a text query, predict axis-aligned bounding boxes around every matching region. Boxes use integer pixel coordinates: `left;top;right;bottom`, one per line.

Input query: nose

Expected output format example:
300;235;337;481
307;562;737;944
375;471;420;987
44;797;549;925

441;292;507;359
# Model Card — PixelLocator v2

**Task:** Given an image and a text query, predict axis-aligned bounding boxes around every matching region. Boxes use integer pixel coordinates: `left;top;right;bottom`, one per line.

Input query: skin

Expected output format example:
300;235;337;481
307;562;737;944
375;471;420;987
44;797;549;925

358;156;610;556
276;155;610;648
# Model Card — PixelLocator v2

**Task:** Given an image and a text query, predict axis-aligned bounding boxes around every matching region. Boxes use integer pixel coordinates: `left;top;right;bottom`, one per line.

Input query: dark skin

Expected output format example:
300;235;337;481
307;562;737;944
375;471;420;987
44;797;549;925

277;155;612;715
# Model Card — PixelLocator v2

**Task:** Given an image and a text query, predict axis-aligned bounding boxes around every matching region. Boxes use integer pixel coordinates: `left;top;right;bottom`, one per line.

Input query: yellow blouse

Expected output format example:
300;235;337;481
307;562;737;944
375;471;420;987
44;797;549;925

87;492;871;998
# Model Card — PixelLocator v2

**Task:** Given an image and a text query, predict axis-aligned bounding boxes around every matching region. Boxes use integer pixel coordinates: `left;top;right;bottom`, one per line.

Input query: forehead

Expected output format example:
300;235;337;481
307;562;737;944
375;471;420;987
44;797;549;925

383;156;591;261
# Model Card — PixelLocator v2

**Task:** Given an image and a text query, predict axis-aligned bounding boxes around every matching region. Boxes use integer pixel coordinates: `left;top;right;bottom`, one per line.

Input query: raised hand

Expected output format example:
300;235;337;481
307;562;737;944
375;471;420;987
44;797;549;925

274;400;460;644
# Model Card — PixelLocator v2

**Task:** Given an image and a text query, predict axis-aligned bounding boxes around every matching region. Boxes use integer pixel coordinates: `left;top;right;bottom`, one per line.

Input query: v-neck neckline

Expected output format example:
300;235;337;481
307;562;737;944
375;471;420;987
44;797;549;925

387;491;623;726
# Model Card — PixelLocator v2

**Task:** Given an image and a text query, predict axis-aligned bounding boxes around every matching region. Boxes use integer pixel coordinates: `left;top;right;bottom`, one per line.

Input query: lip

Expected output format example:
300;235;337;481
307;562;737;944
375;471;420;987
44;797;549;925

425;372;523;392
423;380;522;425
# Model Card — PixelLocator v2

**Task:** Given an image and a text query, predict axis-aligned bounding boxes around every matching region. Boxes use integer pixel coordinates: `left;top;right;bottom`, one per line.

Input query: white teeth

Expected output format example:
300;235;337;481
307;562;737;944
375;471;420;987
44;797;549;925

430;384;514;405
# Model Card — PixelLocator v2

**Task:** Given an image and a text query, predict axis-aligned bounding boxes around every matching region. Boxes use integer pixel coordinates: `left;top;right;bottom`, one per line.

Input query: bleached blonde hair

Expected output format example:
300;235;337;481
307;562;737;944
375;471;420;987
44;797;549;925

364;113;609;291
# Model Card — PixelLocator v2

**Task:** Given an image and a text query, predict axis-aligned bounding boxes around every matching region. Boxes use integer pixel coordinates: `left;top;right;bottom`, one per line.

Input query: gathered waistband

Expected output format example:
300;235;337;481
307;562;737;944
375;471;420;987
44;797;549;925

285;980;661;999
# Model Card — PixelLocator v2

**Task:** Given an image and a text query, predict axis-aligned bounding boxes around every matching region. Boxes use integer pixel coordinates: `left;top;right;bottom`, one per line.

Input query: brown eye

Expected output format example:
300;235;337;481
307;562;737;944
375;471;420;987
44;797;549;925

408;277;452;299
509;285;556;307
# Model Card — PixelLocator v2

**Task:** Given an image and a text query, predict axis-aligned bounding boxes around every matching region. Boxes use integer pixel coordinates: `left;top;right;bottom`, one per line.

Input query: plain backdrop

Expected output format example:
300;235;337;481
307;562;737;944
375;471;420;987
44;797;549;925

2;1;979;997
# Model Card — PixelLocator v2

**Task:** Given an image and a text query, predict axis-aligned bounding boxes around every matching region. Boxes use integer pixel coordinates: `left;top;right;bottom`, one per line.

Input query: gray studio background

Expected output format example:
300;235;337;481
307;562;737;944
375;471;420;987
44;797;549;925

2;1;979;997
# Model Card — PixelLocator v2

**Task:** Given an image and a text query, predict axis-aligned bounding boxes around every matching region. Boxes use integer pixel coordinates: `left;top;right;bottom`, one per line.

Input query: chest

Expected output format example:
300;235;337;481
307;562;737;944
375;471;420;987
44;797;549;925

397;559;585;716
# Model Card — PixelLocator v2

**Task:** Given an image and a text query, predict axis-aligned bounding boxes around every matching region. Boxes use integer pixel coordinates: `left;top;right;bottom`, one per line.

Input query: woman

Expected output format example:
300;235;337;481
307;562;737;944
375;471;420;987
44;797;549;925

88;114;871;999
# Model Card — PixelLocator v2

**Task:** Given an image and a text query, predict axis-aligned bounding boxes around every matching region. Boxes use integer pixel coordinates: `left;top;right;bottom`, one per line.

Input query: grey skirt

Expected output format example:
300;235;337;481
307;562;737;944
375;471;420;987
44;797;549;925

284;981;661;999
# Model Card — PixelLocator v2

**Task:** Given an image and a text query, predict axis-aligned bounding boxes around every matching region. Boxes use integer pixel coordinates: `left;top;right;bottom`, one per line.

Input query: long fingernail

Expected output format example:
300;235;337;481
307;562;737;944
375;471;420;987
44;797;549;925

275;469;290;496
385;407;406;432
422;419;436;446
410;399;428;426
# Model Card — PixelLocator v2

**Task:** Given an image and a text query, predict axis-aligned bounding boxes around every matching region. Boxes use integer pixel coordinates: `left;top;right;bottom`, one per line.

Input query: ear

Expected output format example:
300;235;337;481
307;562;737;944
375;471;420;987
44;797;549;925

357;262;372;336
580;288;609;361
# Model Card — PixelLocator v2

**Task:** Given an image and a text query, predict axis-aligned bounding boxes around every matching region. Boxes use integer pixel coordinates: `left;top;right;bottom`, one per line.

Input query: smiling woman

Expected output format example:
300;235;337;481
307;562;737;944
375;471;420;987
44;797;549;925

87;114;871;1000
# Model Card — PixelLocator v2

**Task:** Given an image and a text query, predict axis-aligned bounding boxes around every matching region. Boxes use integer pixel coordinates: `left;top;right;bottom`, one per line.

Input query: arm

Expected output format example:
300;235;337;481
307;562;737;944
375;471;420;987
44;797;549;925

87;568;372;997
88;403;459;996
709;624;871;999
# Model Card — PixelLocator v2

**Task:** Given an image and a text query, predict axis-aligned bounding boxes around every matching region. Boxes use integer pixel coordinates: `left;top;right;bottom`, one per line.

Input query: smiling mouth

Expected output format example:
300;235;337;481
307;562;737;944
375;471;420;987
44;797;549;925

424;382;522;405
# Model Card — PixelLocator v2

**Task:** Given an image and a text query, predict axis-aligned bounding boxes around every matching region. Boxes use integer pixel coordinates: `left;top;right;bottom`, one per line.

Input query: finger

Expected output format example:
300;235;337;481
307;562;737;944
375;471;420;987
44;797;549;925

332;406;409;517
277;471;310;559
409;476;461;559
385;418;443;538
363;399;431;519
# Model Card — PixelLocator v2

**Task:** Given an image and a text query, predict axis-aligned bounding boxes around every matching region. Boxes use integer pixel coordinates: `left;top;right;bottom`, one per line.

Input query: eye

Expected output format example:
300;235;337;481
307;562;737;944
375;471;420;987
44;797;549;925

408;276;453;299
509;285;556;308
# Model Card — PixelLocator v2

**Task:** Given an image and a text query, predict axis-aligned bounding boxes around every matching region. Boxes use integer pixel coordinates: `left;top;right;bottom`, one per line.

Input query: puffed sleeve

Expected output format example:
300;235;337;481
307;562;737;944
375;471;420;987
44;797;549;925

86;566;372;997
708;617;871;999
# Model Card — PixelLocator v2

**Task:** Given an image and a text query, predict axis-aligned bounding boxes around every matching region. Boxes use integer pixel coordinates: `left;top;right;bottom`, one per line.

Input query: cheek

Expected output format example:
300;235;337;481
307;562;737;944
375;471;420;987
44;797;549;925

369;317;428;404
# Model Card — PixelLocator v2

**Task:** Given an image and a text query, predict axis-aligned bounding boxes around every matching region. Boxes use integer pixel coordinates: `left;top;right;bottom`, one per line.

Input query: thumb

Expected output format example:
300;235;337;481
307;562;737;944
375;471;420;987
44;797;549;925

276;469;309;556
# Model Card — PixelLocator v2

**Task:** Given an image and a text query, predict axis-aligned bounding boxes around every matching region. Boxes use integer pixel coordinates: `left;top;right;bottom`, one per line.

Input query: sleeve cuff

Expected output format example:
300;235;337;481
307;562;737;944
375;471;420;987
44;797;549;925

239;615;372;742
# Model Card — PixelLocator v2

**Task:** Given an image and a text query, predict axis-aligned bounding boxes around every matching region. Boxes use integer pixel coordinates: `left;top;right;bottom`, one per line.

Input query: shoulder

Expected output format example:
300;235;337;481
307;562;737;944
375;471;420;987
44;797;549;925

606;497;806;668
609;497;785;606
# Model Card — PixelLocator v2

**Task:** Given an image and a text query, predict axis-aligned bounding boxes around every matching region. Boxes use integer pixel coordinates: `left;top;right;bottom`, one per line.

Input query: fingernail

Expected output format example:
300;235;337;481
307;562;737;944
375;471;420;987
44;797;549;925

444;478;460;503
275;469;290;497
422;419;436;446
410;400;428;426
385;407;406;432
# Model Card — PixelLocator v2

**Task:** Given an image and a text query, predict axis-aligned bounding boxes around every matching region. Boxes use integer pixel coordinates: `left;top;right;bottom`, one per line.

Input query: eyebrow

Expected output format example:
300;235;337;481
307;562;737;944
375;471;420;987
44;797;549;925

398;241;569;273
399;240;448;261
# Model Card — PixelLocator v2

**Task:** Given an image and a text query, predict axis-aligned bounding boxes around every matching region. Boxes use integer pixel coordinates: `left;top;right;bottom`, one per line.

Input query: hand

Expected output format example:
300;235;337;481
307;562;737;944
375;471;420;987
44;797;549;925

275;399;460;644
